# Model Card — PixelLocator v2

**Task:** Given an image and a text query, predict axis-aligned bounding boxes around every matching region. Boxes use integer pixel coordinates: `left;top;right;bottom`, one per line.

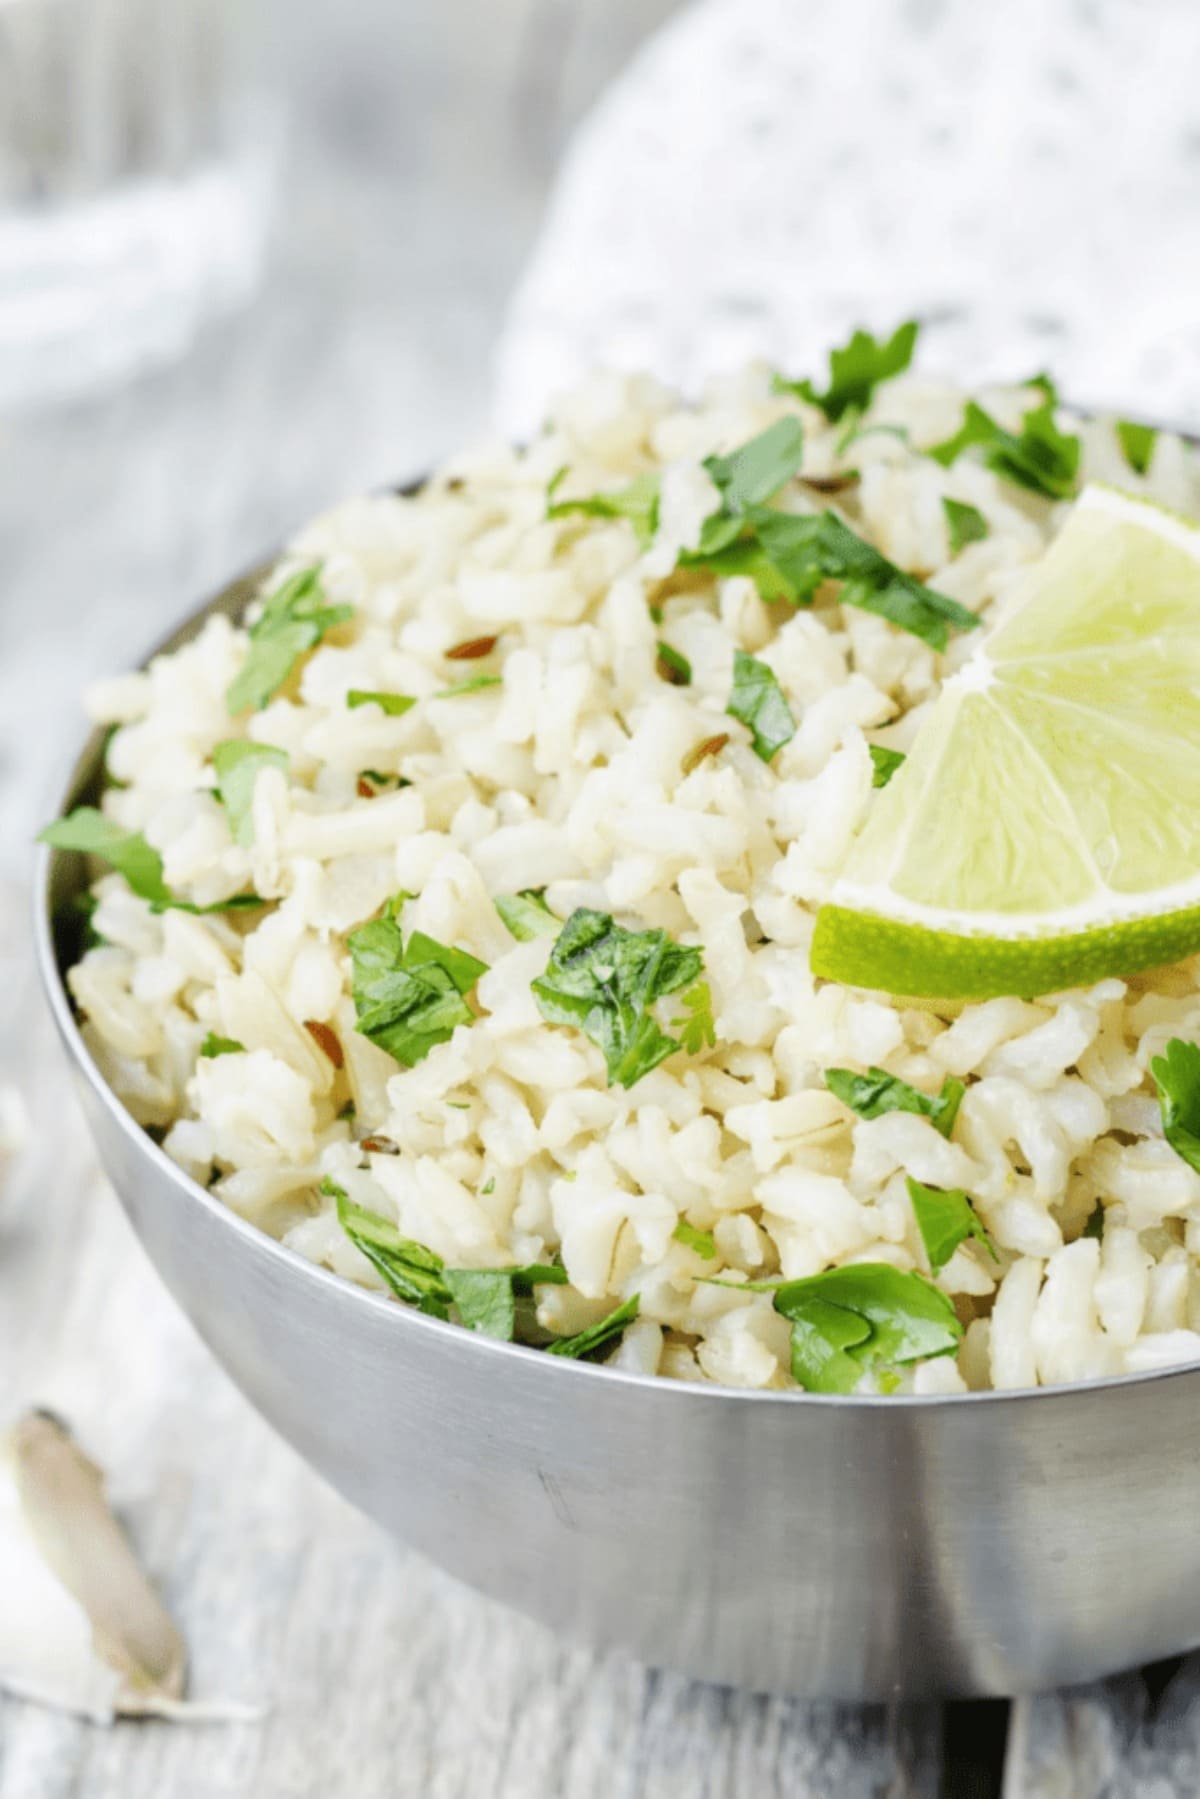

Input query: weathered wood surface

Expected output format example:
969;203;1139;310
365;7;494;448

2;1;1199;1792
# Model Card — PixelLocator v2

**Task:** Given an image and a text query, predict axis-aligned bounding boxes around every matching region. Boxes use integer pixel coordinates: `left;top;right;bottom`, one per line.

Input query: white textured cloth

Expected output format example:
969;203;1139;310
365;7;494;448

495;0;1200;436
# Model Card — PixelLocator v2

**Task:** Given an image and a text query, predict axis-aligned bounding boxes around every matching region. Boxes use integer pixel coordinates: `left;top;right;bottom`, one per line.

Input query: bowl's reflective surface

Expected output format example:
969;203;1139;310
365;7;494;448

33;569;1200;1700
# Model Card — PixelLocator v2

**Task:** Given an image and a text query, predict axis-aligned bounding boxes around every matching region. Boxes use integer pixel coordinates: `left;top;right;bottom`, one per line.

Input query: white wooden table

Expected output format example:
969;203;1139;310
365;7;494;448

3;3;1200;1792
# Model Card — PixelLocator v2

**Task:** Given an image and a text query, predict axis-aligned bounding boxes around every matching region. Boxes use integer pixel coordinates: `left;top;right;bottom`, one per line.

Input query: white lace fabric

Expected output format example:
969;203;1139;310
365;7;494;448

495;0;1200;436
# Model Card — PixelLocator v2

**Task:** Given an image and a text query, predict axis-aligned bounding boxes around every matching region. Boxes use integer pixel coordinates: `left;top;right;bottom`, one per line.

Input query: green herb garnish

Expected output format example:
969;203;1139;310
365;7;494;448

225;566;353;714
869;744;905;788
941;497;989;554
929;391;1080;500
673;1220;716;1259
906;1177;996;1274
686;503;978;650
675;412;978;650
327;1178;566;1338
443;1263;568;1341
545;1294;641;1360
773;321;919;422
726;649;796;762
199;1032;245;1058
531;908;703;1089
771;1263;962;1393
656;641;692;686
495;889;560;942
71;890;107;951
751;509;980;649
1150;1037;1200;1175
325;1180;452;1318
346;690;417;716
704;417;807;510
440;674;503;698
673;980;716;1054
1081;1201;1105;1241
835;420;910;456
348;907;488;1068
1116;419;1157;477
825;1065;965;1138
40;808;261;915
212;740;289;847
677;420;806;599
42;809;173;909
547;470;661;548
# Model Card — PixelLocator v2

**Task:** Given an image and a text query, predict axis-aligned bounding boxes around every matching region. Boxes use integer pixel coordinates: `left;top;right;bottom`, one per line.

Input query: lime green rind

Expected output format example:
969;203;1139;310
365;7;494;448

810;902;1200;1001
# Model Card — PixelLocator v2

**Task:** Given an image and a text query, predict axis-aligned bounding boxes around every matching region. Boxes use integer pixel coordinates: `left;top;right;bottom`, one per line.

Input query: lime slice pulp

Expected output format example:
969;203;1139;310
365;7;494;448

811;485;1200;998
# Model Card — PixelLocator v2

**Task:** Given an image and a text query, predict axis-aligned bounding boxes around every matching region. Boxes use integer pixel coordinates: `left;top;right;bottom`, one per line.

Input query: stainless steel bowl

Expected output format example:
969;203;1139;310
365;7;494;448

34;564;1200;1701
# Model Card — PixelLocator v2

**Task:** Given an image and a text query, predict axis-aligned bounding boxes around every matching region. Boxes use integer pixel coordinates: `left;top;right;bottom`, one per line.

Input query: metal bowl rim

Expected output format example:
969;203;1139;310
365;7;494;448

33;508;1200;1412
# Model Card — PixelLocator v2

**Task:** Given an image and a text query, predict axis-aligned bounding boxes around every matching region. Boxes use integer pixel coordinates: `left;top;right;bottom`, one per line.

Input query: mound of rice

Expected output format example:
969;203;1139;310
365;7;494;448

63;357;1200;1392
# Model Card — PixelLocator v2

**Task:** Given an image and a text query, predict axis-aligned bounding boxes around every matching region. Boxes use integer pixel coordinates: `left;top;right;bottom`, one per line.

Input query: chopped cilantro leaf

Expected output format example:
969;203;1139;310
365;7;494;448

771;1263;962;1393
825;1065;965;1138
71;890;107;951
869;744;905;788
676;421;808;601
656;641;692;686
674;415;977;650
199;1032;245;1058
39;807;261;915
673;980;716;1054
545;1293;640;1360
679;528;800;603
548;470;661;548
1116;419;1157;476
328;1176;569;1339
531;908;703;1089
773;321;919;422
1150;1037;1200;1174
440;674;502;698
683;496;978;649
41;808;173;908
726;649;796;762
212;739;288;847
906;1177;996;1274
929;395;1080;499
348;907;488;1068
225;566;353;714
347;690;417;716
835;420;910;456
495;889;560;941
941;497;989;554
443;1262;568;1341
324;1179;452;1318
1025;371;1058;403
704;417;806;510
749;508;981;649
673;1220;716;1259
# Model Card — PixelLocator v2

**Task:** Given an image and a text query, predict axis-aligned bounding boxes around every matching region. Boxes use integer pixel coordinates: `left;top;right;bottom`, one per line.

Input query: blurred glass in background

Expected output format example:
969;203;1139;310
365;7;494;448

0;0;276;408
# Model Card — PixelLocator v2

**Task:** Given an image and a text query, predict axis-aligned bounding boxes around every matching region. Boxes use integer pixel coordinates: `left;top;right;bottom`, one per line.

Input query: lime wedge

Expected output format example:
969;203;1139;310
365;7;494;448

811;486;1200;998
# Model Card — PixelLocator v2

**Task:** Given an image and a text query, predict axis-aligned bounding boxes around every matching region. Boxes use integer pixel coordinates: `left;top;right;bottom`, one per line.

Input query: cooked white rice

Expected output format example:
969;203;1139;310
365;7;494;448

65;359;1200;1392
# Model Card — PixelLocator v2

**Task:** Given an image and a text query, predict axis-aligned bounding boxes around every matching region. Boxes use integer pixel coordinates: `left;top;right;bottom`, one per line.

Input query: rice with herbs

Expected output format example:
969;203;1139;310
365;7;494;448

60;347;1200;1393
